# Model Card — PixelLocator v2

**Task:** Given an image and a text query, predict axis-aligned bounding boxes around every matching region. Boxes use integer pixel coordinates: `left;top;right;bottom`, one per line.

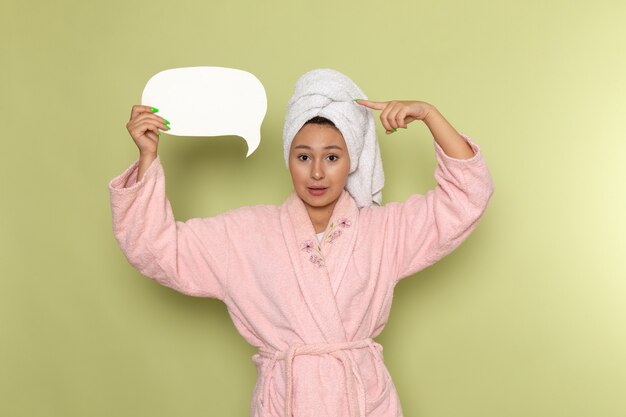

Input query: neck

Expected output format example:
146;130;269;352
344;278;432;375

305;201;338;233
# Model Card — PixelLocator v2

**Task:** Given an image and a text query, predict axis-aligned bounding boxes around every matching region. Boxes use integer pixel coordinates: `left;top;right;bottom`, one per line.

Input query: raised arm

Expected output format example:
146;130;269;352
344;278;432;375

107;104;229;300
356;99;494;281
108;155;230;300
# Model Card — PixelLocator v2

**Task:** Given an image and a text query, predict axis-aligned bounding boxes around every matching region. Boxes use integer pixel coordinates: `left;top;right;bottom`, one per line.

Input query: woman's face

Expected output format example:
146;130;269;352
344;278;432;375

288;123;350;213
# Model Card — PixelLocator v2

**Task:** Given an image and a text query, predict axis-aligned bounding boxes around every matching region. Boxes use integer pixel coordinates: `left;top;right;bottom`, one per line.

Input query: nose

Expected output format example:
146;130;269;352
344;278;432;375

311;160;324;180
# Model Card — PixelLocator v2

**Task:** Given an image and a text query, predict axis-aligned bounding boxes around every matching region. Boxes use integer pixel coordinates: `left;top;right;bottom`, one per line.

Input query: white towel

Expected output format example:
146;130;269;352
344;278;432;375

282;68;384;208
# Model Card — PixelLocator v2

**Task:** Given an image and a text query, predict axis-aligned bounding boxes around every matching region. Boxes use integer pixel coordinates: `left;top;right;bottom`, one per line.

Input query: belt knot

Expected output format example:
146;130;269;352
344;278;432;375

258;338;378;417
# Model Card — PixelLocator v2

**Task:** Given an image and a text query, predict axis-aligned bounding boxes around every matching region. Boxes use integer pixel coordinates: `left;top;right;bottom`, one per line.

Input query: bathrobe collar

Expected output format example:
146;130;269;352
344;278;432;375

279;190;359;343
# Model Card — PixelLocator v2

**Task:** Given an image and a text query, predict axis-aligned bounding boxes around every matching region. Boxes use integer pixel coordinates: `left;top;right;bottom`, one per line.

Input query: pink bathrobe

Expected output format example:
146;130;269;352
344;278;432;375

108;133;494;417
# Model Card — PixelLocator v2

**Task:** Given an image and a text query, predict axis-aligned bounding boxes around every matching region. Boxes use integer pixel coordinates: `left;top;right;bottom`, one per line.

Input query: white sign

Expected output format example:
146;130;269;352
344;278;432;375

141;66;267;157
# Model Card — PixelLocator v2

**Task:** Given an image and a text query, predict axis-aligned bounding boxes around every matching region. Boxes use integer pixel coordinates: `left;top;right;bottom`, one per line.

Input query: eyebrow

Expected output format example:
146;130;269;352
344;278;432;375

294;145;344;150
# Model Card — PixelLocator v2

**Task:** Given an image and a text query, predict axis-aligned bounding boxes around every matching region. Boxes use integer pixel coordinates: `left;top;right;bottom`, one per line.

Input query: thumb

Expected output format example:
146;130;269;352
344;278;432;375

354;99;387;111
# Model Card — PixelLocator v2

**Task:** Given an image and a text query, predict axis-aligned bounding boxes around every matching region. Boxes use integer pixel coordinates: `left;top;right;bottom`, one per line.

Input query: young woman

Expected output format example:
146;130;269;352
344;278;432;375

108;68;494;417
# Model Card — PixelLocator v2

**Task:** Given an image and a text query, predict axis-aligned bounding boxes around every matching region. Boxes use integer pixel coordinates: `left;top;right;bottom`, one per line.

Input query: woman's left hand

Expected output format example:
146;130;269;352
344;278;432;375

355;99;434;134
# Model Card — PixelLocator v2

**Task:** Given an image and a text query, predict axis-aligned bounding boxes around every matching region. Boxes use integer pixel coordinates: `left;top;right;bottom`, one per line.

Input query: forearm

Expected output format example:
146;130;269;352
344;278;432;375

137;152;157;182
423;105;475;159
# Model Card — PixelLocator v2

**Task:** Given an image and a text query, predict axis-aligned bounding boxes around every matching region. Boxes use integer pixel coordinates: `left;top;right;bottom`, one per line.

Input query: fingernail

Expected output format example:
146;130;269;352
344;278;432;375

163;119;170;124
392;129;397;132
353;98;361;102
158;131;161;136
150;107;159;112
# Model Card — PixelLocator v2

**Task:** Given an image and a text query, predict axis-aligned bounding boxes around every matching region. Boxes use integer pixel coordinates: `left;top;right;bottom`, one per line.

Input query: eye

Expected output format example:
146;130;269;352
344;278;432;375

297;154;310;161
327;154;339;162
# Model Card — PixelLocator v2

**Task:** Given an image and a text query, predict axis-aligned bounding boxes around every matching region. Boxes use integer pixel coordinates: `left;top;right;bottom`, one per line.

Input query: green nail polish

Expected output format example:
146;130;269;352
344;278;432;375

353;98;361;102
392;129;397;132
158;131;161;136
163;119;170;124
150;107;159;112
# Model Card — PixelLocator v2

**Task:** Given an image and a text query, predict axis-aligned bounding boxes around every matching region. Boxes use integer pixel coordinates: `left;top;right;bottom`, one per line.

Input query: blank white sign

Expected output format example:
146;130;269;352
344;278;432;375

141;66;267;157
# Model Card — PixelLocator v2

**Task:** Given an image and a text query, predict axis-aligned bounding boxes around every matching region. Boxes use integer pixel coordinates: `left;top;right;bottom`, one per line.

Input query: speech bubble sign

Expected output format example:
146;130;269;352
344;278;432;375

141;66;267;157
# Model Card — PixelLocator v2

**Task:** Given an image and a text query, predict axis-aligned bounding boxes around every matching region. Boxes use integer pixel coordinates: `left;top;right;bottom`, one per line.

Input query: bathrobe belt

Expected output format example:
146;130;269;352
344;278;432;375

258;338;379;417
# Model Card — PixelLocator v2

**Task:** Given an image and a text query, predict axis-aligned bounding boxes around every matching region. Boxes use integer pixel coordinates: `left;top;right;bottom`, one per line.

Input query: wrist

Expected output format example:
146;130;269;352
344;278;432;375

139;152;157;160
422;103;440;123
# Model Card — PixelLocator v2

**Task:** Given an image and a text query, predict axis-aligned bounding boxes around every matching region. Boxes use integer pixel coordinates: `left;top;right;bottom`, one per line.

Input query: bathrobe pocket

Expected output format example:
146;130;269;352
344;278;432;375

365;360;393;413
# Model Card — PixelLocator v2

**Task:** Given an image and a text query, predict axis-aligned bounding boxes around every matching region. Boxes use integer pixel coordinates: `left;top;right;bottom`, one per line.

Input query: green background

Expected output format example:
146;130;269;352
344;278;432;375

2;0;625;416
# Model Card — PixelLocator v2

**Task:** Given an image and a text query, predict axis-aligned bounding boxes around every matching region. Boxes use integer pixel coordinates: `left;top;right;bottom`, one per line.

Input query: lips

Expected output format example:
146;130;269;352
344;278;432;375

307;186;328;196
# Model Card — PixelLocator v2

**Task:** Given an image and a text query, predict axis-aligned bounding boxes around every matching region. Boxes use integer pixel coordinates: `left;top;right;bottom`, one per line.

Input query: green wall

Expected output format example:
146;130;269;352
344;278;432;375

2;0;625;416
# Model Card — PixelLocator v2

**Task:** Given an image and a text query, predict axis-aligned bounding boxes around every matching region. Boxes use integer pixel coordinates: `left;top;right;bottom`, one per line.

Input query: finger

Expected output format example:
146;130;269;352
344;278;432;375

146;123;164;142
354;99;387;111
379;101;396;132
387;104;402;130
131;112;170;126
130;104;158;121
129;119;170;136
151;123;163;138
146;128;160;142
129;105;156;123
395;109;408;129
131;110;165;125
404;115;417;125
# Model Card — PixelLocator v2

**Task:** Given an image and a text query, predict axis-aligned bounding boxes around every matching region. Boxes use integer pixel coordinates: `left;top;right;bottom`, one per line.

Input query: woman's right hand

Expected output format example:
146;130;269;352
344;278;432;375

126;105;170;156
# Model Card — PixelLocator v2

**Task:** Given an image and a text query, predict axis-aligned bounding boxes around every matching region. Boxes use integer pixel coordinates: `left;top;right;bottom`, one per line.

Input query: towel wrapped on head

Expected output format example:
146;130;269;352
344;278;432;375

282;68;384;208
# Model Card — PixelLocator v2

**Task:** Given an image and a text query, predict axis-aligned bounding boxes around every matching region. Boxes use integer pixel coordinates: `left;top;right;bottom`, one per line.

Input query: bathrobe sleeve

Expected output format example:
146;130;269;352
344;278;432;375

388;133;494;282
107;155;229;300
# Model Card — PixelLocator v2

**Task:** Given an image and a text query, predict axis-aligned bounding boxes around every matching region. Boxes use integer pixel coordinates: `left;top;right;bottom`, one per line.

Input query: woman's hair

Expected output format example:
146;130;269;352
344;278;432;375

303;116;337;129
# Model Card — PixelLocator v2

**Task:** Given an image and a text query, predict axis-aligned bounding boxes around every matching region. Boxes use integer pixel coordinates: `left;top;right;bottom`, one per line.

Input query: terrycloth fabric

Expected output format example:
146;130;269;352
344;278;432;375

282;68;384;208
108;133;494;417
